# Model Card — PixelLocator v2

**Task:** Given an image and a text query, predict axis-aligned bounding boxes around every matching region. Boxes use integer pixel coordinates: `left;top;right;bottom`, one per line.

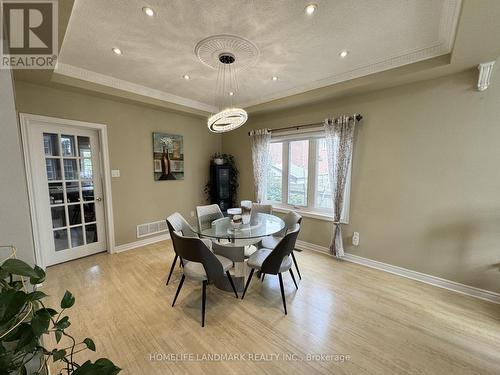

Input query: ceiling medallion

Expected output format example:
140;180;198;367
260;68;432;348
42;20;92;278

195;35;259;133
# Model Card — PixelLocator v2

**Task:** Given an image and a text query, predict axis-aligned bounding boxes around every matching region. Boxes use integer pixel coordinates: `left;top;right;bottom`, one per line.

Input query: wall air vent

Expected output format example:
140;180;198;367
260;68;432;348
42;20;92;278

136;220;168;238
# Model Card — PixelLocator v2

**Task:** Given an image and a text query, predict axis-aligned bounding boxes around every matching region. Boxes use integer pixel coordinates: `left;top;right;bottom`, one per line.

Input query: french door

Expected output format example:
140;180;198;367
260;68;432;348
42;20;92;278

25;119;107;266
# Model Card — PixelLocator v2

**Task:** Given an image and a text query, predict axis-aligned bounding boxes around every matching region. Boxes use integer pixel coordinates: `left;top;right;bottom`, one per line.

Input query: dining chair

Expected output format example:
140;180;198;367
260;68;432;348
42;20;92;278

168;224;239;327
196;204;224;231
166;212;208;285
241;224;300;315
197;203;257;257
261;211;303;279
248;203;273;258
250;203;273;219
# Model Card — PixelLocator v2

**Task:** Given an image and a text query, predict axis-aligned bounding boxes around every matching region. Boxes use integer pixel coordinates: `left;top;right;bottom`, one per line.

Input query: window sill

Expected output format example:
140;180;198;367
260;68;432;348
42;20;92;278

271;205;338;223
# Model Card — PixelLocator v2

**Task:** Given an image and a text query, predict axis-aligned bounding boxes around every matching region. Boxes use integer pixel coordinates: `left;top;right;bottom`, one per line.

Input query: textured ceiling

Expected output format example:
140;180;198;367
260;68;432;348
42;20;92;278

55;0;461;112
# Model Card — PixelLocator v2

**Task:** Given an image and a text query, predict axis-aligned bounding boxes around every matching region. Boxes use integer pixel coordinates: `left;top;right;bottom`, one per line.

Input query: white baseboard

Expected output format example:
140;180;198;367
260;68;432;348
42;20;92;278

296;240;330;254
114;233;170;253
295;240;500;304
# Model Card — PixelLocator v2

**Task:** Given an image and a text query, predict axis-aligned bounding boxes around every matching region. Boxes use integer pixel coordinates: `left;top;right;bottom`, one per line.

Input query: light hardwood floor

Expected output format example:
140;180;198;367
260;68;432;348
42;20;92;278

42;241;500;374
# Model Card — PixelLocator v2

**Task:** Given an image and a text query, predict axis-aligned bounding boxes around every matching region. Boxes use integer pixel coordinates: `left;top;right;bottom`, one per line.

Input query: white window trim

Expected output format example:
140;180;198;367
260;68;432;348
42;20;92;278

264;133;351;224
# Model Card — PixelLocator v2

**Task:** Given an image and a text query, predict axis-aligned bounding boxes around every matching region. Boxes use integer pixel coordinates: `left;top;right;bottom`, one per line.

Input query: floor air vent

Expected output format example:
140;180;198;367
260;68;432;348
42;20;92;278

136;220;168;238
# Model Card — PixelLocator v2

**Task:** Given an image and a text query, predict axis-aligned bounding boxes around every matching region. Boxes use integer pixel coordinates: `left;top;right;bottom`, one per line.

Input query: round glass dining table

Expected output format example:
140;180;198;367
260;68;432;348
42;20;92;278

194;213;285;292
195;213;285;242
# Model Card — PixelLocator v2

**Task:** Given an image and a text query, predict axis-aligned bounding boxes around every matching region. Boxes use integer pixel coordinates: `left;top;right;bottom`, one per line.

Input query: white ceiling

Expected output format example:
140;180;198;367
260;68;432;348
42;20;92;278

55;0;461;113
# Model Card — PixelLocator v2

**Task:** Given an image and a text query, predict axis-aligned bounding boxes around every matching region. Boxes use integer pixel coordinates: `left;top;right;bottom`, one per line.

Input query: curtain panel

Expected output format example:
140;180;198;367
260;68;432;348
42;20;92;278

324;115;358;257
249;129;271;203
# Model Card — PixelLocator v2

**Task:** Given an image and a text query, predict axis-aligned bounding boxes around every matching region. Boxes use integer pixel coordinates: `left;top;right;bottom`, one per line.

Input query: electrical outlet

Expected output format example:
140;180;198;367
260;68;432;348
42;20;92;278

190;211;195;217
352;232;360;246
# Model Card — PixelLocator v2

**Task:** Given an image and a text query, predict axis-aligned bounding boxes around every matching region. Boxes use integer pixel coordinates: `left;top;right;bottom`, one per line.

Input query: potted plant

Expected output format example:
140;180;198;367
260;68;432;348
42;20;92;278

212;153;225;165
0;250;120;374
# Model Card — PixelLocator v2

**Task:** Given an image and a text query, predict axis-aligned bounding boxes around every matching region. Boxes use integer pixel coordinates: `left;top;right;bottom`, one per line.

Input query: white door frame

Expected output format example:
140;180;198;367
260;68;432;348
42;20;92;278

19;113;115;268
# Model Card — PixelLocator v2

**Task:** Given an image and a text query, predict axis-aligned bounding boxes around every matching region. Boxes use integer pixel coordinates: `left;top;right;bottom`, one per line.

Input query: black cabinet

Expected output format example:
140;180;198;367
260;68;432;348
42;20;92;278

209;165;233;213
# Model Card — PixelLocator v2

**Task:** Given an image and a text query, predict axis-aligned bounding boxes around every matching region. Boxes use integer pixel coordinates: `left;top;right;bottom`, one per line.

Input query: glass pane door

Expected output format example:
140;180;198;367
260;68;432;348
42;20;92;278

43;133;99;252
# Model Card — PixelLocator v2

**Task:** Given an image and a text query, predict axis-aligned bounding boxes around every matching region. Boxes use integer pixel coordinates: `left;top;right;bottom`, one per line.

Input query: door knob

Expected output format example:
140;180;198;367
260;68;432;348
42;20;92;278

96;197;102;202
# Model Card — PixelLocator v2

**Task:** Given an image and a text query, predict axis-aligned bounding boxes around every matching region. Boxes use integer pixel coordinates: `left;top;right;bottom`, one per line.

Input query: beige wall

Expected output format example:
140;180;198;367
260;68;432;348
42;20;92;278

14;81;220;246
222;68;500;293
0;69;36;264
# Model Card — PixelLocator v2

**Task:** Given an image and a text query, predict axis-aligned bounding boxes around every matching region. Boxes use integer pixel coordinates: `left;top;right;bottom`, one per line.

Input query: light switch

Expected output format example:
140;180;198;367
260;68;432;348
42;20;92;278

111;170;121;178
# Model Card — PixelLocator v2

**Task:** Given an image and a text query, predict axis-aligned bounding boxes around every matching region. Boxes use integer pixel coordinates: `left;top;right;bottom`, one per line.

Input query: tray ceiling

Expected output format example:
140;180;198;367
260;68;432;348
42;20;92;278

55;0;461;113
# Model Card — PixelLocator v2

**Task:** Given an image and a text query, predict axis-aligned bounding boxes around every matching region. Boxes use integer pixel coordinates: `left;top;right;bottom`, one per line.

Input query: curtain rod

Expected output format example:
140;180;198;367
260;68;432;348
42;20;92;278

247;114;363;136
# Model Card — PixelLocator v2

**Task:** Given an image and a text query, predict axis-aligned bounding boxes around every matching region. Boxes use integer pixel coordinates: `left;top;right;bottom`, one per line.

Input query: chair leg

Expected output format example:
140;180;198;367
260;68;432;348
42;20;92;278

291;251;301;280
201;280;207;327
289;268;298;289
278;273;287;315
226;271;239;298
241;268;255;299
166;254;178;285
172;274;185;307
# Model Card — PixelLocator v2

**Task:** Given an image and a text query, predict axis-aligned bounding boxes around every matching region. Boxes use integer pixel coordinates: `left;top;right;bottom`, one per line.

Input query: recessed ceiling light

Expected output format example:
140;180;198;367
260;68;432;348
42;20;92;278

142;7;155;17
339;50;349;58
272;76;278;81
183;74;190;80
112;47;122;55
305;4;317;15
228;91;234;96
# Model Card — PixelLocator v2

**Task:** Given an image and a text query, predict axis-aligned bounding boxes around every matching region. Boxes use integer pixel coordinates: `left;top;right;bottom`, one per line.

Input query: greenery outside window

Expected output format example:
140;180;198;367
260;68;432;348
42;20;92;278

265;133;351;222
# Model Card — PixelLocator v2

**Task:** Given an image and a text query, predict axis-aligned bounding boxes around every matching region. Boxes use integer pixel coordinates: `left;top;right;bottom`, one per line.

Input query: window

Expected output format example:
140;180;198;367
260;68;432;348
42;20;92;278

265;134;351;222
266;142;283;202
287;140;308;206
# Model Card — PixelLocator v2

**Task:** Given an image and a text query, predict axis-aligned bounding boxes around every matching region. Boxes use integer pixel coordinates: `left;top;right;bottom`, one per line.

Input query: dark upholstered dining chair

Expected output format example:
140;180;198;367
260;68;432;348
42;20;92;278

165;212;207;285
168;222;238;327
241;224;300;315
261;211;303;279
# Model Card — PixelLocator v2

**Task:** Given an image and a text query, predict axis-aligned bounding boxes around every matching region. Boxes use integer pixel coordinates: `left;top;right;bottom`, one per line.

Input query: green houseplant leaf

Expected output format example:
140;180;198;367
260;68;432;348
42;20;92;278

31;312;50;336
55;316;71;330
72;358;121;375
1;259;41;278
30;265;46;284
60;290;75;309
26;291;48;301
83;338;96;351
0;290;28;324
52;349;67;362
1;257;120;374
55;330;62;343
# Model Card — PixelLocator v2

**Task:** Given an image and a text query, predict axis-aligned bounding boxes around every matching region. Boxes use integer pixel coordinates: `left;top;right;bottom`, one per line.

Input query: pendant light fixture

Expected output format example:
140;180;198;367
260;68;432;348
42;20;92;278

207;52;248;133
195;35;259;133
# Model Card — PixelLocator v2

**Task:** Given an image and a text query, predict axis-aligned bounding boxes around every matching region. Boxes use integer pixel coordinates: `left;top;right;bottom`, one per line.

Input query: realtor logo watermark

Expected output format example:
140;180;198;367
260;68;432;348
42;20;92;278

1;0;58;69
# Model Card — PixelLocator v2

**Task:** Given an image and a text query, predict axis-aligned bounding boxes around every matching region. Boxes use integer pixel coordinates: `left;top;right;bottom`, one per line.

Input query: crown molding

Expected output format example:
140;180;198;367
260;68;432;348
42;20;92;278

239;43;451;108
52;0;461;113
53;63;218;113
439;0;463;50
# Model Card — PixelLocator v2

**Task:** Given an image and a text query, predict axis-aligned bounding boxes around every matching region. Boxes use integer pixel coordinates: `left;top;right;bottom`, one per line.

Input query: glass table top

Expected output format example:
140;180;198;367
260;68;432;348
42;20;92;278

195;213;285;240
